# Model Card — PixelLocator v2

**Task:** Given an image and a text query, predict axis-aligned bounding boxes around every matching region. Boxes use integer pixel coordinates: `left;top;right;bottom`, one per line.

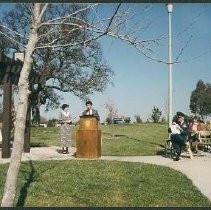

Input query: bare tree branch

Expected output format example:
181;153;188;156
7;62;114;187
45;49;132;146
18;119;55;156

0;30;26;48
39;3;98;28
0;23;27;39
37;3;49;23
0;3;176;64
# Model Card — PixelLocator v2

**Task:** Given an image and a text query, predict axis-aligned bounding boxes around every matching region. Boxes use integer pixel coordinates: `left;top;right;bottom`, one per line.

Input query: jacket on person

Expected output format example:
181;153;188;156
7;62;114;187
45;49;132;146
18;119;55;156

82;109;100;121
179;121;189;137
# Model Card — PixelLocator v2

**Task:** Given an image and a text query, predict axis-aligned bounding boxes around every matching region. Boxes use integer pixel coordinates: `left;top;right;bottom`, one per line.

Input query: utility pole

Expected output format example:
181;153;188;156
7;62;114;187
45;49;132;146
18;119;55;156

166;3;173;128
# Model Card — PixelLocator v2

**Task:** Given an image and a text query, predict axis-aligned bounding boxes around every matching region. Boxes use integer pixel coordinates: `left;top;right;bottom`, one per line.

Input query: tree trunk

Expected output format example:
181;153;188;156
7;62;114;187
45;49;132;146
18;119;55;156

1;4;41;207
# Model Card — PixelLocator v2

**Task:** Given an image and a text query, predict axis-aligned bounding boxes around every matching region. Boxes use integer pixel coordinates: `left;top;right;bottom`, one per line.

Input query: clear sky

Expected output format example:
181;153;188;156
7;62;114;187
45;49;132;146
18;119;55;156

1;3;211;122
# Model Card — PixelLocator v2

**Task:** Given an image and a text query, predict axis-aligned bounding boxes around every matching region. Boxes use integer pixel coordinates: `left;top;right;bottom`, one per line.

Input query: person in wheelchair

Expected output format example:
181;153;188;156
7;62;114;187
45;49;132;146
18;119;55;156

168;112;189;161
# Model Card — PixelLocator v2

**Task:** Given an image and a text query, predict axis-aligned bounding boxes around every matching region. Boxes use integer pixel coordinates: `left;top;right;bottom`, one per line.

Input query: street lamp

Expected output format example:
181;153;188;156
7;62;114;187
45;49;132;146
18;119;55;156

166;3;173;128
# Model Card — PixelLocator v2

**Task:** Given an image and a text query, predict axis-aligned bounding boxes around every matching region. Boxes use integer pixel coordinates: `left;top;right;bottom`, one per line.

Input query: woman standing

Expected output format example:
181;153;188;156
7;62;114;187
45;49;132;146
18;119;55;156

59;104;72;154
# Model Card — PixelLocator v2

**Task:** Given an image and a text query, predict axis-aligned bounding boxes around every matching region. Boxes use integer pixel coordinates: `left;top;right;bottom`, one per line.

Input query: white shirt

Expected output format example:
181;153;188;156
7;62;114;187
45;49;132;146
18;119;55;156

171;123;181;134
86;109;93;115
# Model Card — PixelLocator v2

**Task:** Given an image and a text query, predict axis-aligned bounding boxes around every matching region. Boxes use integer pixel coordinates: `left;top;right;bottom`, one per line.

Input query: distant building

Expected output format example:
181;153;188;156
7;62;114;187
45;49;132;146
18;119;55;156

113;117;131;124
113;117;124;124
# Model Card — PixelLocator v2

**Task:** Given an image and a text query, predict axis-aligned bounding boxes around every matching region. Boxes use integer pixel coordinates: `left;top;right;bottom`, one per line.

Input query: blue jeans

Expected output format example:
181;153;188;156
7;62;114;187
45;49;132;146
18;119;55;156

171;134;186;157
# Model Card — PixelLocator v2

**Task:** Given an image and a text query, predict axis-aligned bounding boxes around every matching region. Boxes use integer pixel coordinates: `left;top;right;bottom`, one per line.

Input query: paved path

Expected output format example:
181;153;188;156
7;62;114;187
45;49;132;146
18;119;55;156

0;146;211;202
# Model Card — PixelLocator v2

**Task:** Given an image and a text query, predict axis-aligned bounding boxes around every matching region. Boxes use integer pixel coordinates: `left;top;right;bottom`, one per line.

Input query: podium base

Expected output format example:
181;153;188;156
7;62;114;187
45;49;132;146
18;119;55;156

76;130;101;158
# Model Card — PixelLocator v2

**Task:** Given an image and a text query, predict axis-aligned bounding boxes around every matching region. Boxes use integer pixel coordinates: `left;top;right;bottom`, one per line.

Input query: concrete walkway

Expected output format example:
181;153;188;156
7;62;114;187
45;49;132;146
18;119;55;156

0;146;211;202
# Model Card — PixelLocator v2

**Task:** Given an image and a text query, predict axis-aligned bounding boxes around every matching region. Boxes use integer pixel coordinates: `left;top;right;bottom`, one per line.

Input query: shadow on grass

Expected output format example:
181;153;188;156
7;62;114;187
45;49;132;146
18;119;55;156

156;150;166;155
125;136;166;156
16;160;61;206
103;132;166;156
112;134;165;149
16;160;36;207
30;142;48;147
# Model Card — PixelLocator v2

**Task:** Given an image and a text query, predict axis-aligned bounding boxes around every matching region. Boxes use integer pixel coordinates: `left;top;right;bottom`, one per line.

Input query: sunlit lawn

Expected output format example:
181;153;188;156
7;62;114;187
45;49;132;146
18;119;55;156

0;160;210;207
5;123;208;207
31;123;168;156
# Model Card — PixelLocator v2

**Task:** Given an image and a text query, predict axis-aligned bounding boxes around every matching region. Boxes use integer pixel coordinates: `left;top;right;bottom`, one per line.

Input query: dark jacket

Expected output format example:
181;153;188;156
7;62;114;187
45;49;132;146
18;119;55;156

82;109;100;121
179;121;188;137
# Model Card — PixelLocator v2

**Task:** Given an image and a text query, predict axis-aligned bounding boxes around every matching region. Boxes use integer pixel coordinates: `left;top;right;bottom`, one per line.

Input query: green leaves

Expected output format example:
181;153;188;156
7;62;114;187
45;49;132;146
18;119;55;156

150;106;162;123
189;80;211;119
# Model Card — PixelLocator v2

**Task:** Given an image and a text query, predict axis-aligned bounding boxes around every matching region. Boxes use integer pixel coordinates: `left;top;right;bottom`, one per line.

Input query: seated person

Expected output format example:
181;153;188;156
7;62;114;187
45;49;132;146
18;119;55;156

188;117;203;152
168;112;188;161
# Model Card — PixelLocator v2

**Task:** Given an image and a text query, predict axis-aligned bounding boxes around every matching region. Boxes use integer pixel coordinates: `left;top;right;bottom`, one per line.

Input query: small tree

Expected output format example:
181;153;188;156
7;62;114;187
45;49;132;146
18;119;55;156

124;117;131;123
104;101;118;124
160;116;166;124
146;119;150;123
189;80;211;120
47;118;58;127
150;106;162;123
105;116;112;124
134;114;142;123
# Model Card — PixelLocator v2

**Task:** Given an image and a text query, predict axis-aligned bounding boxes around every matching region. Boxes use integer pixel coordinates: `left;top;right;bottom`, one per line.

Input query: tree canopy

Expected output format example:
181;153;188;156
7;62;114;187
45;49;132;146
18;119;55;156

189;79;211;120
0;4;114;110
150;106;162;123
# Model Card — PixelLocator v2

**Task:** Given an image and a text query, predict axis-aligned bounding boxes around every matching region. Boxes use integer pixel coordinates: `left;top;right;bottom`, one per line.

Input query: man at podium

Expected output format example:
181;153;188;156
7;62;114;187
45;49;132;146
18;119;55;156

82;100;100;121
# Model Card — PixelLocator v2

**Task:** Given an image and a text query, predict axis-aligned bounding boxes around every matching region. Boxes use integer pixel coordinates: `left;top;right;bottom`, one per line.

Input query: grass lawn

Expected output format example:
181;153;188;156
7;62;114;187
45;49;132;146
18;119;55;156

31;123;168;156
0;160;210;207
4;123;208;207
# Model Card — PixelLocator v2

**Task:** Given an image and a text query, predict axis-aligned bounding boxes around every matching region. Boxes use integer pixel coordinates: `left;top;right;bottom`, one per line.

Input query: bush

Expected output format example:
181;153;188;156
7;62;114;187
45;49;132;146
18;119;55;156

150;106;162;123
105;117;112;124
134;114;142;123
47;118;58;127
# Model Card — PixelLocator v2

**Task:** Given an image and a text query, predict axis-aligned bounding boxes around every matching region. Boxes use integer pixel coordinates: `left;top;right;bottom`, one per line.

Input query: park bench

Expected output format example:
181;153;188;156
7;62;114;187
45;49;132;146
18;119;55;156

198;130;211;152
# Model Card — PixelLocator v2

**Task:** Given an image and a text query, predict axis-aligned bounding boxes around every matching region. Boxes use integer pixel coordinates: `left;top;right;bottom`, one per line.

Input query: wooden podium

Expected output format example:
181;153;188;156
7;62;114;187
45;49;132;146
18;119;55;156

76;116;101;158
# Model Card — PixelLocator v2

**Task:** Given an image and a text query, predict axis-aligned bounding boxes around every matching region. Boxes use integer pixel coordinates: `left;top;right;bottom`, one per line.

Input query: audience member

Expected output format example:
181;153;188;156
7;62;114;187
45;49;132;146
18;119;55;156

169;112;188;161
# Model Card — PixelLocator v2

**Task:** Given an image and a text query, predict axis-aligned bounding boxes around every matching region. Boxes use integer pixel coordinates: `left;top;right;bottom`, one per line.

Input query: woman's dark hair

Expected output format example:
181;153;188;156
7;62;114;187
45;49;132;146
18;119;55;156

85;100;92;106
61;104;69;110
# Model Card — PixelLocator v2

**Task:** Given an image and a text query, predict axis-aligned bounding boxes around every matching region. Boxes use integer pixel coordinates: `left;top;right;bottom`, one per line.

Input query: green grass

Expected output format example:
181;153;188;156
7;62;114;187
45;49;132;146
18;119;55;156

101;123;167;156
30;127;61;147
31;123;168;156
0;160;210;207
2;124;211;207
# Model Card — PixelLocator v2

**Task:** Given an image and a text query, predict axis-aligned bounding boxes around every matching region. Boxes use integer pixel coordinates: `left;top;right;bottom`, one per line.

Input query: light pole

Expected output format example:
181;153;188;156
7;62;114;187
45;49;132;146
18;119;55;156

167;3;173;128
